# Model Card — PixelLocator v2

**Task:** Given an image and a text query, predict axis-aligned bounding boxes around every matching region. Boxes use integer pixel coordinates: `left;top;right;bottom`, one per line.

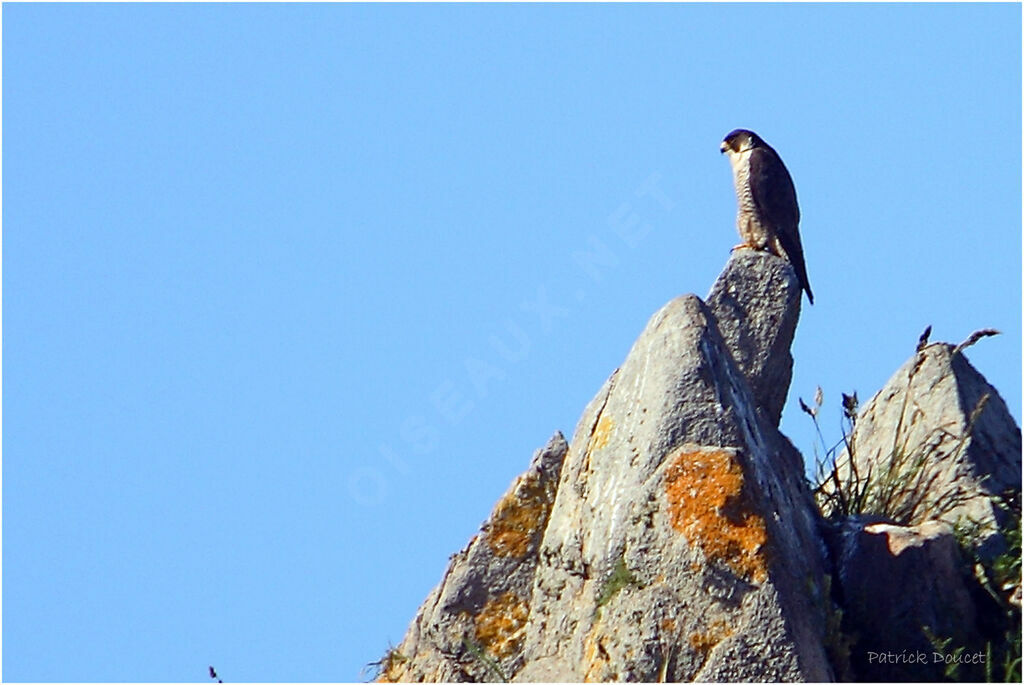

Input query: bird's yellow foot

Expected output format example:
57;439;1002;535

730;243;760;252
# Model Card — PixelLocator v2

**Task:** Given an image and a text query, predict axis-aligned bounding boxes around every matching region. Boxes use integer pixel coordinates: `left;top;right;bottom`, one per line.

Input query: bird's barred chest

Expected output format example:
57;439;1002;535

730;152;773;250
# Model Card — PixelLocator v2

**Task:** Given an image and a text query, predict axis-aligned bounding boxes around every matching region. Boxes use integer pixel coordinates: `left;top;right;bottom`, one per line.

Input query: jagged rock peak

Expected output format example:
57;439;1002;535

707;250;803;427
380;432;568;682
820;337;1021;680
830;340;1021;551
513;294;829;682
382;252;826;682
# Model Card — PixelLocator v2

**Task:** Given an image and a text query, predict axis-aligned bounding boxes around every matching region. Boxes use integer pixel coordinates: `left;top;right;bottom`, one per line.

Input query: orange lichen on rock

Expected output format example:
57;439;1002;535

582;629;613;682
664;446;769;583
689;619;734;661
592;413;614;450
581;413;614;481
485;471;555;557
474;592;529;660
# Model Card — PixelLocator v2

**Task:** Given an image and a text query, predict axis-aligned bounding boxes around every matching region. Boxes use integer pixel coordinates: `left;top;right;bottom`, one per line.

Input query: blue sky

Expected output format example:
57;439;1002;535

3;3;1020;682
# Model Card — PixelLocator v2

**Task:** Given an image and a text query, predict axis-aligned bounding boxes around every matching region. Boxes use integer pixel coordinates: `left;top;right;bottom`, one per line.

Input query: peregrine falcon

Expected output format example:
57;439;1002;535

720;129;813;304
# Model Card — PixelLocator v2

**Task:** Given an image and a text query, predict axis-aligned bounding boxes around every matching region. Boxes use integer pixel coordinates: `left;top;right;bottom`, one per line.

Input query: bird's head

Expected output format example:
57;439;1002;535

720;129;764;155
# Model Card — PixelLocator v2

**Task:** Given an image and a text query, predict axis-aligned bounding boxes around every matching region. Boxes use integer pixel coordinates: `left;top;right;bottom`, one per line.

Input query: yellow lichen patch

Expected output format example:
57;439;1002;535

474;592;529;660
485;471;554;557
582;630;612;682
581;413;614;481
661;617;677;633
689;619;734;661
371;648;410;682
374;661;403;683
592;414;615;450
664;447;769;583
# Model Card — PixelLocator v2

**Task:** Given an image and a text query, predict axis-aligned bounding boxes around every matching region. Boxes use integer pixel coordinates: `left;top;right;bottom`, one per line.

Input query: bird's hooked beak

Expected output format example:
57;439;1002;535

719;141;729;155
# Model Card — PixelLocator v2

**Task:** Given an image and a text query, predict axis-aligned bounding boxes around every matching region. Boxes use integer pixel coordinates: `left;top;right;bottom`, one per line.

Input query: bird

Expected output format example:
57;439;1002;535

720;129;813;304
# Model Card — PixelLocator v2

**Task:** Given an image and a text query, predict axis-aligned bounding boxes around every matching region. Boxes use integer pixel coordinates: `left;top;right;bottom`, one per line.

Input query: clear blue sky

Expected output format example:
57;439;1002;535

3;3;1020;682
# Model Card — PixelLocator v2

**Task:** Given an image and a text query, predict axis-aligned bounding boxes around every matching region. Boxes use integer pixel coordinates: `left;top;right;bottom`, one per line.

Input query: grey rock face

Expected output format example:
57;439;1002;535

833;342;1021;550
381;433;569;682
707;250;803;427
384;251;833;682
514;293;829;682
816;338;1022;682
829;519;977;682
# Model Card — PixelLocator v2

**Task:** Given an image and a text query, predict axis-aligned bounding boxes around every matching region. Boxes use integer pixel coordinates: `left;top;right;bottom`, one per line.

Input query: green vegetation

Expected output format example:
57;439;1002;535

363;643;407;682
967;494;1020;682
804;350;986;526
819;574;855;682
461;636;508;683
923;496;1020;682
802;331;1021;682
595;553;638;611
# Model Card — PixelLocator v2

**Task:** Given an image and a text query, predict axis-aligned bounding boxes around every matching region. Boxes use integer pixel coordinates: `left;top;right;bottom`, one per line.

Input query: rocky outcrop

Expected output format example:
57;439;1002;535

381;252;834;682
828;519;978;682
819;336;1022;681
382;433;568;682
379;250;1020;683
513;292;830;682
832;341;1021;553
706;250;802;427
